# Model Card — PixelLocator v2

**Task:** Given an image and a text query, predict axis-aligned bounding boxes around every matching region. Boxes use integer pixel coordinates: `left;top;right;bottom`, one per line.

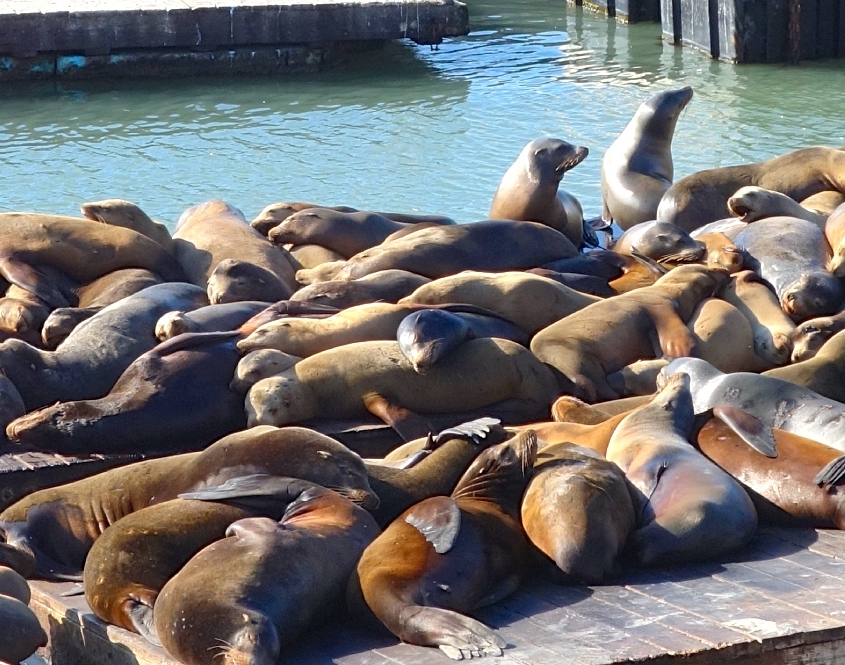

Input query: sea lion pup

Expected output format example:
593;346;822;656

763;329;845;403
154;300;270;341
658;146;845;232
339;220;579;281
605;373;757;566
245;338;560;429
611;220;705;263
601;87;693;230
0;212;184;307
400;271;598;336
662;356;845;456
522;442;636;583
734;216;843;321
0;593;46;663
40;268;164;349
489;138;589;247
231;349;301;393
0;426;377;579
396;308;530;374
173;200;298;303
0;282;208;411
348;430;538;660
696;419;845;530
790;309;845;362
290;270;431;309
825;201;845;277
530;264;729;402
726;186;828;229
695;232;744;273
81;198;176;254
154;487;379;665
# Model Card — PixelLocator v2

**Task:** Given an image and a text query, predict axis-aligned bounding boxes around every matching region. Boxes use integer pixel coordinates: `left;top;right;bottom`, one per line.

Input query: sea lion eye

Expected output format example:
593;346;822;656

803;326;820;334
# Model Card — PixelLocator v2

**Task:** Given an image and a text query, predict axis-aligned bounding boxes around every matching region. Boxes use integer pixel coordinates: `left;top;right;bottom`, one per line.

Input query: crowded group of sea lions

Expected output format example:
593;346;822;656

3;84;845;664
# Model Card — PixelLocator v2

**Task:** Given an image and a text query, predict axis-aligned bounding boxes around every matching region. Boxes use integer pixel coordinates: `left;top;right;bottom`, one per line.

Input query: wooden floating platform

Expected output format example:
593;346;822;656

28;527;845;665
0;0;469;80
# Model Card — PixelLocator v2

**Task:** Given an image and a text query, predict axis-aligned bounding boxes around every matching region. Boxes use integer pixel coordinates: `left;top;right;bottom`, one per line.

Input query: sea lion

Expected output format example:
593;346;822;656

290;270;431;309
662;356;845;456
825;201;845;277
0;212;184;308
0;565;31;604
489;138;589;246
0;594;46;663
154;300;270;341
174;200;298;302
539;249;631;280
530;264;729;402
522;442;636;583
400;271;598;336
0;282;207;411
339;220;579;281
40;268;164;349
734;216;843;321
81;198;175;254
6;331;246;455
347;430;537;660
790;309;845;362
802;190;845;216
612;220;705;263
526;269;616;297
689;217;748;239
726;186;828;228
246;338;559;429
763;329;845;403
295;260;347;285
288;244;345;269
0;425;377;580
154;487;379;664
601;87;693;230
695;232;744;273
696;418;845;529
605;373;757;566
0;287;50;345
657;146;845;232
230;349;301;393
606;253;669;294
237;300;340;336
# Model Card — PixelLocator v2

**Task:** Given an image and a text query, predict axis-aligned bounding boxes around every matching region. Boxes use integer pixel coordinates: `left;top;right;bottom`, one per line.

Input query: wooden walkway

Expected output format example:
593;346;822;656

28;527;845;665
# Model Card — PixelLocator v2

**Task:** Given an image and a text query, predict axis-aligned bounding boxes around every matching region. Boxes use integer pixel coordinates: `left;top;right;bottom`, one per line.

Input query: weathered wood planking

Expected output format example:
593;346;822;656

26;527;845;665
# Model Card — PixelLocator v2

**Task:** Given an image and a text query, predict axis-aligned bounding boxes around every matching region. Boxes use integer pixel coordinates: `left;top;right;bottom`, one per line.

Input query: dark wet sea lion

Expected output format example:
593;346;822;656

734;216;842;321
612;220;704;263
539;249;630;281
696;418;845;529
155;487;379;664
290;270;431;309
174;200;298;302
522;442;635;583
526;269;616;297
602;87;693;230
236;300;340;336
763;329;845;403
658;146;845;231
0;282;207;411
155;300;270;341
0;594;46;663
339;220;579;281
0;564;31;604
489;138;589;246
81;198;175;254
348;431;537;660
790;309;845;362
0;425;377;579
605;373;757;566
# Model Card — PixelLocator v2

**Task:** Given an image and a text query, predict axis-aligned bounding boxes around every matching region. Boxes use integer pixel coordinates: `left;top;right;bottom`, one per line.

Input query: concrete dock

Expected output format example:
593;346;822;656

28;527;845;665
0;0;469;79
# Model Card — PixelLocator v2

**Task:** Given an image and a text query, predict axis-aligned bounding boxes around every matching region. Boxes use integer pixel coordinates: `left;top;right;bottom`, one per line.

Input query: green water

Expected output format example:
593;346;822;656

1;0;844;227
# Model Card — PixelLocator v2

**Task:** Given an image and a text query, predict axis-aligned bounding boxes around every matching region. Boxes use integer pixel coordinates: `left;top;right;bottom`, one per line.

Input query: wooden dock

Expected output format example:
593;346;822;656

27;527;845;665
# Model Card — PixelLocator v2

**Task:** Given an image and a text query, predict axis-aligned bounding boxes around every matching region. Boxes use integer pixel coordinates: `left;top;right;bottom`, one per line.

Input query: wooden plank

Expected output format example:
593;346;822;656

816;0;837;58
801;0;819;60
766;0;789;61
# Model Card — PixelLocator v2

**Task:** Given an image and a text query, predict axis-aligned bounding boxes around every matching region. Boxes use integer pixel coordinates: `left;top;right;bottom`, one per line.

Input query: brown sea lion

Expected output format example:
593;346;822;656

514;415;630;456
601;87;693;230
0;426;377;580
696;418;845;529
174;200;298;302
295;260;347;285
231;349;301;393
612;221;704;263
734;216;843;321
530;264;729;402
607;253;669;294
245;338;559;429
0;565;31;604
154;487;379;664
726;186;828;229
0;212;184;307
81;198;175;254
657;146;845;231
695;232;744;273
339;220;579;281
0;593;46;663
763;329;845;403
400;271;598;336
801;190;845;216
288;244;346;269
290;270;431;309
605;373;757;566
825;201;845;277
489;138;589;246
347;431;537;660
522;442;636;583
790;309;845;362
0;287;50;345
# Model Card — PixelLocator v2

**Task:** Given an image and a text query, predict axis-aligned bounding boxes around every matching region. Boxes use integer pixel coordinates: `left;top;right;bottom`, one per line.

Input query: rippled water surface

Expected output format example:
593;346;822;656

1;0;844;227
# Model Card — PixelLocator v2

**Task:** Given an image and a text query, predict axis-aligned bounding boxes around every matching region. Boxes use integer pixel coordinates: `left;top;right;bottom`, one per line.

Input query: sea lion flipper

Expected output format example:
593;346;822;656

178;474;318;503
713;406;778;458
813;455;845;487
126;600;161;646
432;417;502;447
0;258;71;308
405;496;461;554
363;392;432;442
400;606;505;660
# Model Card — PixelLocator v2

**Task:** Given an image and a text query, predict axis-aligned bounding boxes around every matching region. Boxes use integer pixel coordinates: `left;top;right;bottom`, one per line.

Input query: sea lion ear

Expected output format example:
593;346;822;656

712;406;778;458
405;496;461;554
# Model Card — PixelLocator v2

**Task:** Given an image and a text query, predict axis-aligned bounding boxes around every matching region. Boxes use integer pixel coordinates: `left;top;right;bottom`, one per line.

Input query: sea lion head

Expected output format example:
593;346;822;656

625;221;705;263
397;309;474;374
250;202;302;236
155;310;197;341
781;273;844;322
523;138;589;183
0;298;41;335
81;199;147;227
245;374;313;428
727;186;779;222
790;317;836;362
211;614;280;665
230;349;300;393
207;259;288;305
636;86;693;141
